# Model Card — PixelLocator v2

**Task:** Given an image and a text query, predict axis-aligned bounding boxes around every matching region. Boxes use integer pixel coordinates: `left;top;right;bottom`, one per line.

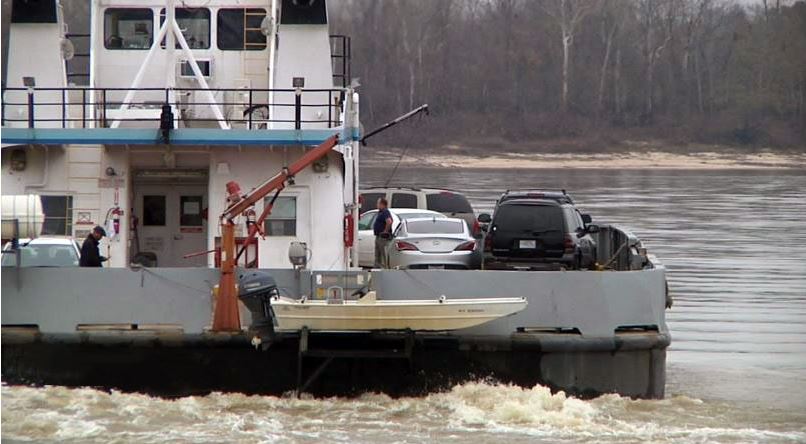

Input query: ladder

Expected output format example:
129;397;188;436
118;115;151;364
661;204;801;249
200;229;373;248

243;9;267;51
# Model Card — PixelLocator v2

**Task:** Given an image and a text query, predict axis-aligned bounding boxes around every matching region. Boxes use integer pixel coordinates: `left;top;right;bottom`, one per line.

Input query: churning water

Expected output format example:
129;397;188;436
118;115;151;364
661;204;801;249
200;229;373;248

3;168;806;443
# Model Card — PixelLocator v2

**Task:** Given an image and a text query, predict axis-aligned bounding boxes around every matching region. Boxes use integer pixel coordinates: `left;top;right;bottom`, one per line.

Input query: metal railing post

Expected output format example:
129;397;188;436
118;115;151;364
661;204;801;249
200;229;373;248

62;89;66;128
82;88;87;128
27;88;35;128
248;89;253;129
101;89;107;127
295;88;302;130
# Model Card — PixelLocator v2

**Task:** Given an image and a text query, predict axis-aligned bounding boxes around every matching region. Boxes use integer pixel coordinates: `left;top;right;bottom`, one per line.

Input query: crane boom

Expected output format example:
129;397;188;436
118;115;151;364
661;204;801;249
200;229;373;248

222;134;340;220
212;134;340;332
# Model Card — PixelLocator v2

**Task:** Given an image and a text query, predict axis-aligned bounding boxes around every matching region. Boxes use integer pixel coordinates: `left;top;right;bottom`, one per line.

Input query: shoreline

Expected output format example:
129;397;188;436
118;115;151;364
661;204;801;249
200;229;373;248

361;148;806;170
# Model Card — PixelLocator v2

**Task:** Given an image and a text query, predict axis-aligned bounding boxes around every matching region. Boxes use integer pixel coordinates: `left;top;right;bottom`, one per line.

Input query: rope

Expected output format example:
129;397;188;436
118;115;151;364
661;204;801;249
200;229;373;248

382;112;425;188
140;267;214;296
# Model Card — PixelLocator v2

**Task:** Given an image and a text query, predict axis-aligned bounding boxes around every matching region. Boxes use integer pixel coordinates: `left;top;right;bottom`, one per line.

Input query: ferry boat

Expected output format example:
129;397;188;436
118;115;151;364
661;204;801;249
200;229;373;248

0;0;671;398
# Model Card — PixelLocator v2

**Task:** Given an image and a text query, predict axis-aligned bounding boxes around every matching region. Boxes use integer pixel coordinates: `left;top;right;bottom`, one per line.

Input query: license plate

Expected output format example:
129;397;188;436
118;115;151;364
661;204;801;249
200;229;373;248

428;265;445;270
519;240;537;249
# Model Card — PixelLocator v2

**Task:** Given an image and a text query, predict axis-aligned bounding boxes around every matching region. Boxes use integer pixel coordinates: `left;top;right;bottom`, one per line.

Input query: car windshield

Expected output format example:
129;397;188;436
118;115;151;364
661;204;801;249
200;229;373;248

494;204;564;232
405;219;465;234
1;244;79;267
426;192;473;213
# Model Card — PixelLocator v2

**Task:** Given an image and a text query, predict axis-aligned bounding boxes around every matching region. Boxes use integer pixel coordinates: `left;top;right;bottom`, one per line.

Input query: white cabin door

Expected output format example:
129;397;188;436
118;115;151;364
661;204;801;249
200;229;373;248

135;184;208;267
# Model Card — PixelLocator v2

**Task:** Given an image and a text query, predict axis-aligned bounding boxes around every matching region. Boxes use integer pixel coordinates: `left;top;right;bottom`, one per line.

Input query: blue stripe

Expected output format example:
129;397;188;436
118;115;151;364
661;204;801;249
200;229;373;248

0;128;342;146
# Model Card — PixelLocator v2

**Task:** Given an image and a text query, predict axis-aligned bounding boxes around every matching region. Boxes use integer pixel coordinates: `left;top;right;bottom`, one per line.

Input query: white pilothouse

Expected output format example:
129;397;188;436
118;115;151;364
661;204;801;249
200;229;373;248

3;0;359;270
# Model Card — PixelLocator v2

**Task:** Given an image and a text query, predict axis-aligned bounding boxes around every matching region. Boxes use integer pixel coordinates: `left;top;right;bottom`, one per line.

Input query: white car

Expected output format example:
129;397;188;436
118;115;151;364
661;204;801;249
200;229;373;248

388;217;478;270
357;208;446;268
1;237;82;267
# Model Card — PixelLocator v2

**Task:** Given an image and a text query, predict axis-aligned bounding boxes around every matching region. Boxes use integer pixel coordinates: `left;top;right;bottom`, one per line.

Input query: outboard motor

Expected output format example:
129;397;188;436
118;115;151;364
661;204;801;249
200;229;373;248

238;270;280;347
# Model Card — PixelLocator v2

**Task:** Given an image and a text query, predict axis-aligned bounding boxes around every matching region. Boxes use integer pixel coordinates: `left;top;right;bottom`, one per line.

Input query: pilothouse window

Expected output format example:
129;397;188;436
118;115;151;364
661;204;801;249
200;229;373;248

160;8;210;49
217;9;267;51
104;8;154;50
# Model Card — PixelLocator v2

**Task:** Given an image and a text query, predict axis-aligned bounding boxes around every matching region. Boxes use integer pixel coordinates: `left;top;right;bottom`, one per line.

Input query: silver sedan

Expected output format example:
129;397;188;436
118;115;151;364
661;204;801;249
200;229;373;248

388;217;479;270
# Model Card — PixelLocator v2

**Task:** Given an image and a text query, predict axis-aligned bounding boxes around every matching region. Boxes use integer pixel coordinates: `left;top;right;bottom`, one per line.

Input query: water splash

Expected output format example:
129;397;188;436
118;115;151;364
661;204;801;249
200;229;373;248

3;383;804;444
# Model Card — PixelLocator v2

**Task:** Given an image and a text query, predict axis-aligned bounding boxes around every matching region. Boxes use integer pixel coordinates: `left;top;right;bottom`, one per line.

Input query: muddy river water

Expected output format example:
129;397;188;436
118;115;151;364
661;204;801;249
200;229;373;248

3;167;805;443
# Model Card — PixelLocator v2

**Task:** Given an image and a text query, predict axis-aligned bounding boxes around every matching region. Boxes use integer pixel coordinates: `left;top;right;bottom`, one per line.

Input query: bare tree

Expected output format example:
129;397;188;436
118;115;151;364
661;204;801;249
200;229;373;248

542;0;598;113
637;0;672;119
597;0;628;116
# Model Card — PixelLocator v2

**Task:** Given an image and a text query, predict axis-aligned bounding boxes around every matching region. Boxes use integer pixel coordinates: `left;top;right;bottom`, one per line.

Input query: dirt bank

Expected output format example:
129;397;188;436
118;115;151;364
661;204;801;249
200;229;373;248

361;142;806;170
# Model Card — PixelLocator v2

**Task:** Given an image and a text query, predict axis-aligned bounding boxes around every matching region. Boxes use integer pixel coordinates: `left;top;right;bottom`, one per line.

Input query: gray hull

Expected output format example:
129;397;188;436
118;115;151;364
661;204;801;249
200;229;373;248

1;265;669;398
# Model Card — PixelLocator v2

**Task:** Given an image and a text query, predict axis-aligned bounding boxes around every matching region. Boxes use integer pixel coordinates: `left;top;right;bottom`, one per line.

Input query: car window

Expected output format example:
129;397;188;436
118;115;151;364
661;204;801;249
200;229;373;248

564;207;583;232
397;212;446;221
426;192;473;213
358;211;377;231
405;219;465;234
359;192;385;215
494;204;564;233
391;193;418;209
1;244;79;267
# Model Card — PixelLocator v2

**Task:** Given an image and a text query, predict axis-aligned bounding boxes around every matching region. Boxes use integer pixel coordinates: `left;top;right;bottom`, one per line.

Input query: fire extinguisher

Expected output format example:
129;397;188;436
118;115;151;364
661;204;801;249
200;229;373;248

343;213;355;247
112;207;122;236
105;206;122;238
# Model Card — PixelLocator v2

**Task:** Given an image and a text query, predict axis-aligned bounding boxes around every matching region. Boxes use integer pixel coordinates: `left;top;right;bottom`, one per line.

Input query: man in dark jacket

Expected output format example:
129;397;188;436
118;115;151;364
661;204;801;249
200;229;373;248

80;226;108;267
373;198;393;268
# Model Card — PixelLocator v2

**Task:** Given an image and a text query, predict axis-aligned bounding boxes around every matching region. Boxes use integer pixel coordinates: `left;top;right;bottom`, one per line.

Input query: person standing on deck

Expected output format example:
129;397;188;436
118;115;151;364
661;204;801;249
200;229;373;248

80;226;108;267
373;198;393;268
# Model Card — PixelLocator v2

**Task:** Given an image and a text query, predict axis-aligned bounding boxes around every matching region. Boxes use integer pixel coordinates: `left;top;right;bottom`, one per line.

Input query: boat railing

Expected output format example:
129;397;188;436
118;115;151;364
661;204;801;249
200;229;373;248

595;224;648;271
1;86;345;130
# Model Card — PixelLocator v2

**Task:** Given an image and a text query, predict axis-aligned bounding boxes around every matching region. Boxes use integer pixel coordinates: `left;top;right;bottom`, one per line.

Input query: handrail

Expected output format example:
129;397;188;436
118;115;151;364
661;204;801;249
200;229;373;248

1;86;346;129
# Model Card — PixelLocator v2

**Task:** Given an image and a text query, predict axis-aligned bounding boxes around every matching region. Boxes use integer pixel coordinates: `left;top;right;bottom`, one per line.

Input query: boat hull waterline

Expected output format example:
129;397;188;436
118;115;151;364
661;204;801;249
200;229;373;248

270;296;528;331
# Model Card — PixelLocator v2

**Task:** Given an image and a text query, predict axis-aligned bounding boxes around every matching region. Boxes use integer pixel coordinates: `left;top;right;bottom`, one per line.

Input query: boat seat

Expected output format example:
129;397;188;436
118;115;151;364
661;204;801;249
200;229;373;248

356;291;377;304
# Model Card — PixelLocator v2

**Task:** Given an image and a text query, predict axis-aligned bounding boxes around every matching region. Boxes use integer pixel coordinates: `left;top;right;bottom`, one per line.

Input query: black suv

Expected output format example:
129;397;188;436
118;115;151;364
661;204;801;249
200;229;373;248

478;190;598;270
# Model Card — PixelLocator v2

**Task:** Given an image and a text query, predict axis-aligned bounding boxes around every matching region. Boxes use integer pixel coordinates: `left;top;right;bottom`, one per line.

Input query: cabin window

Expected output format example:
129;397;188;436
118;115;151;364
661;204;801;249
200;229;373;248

104;8;154;50
40;196;73;236
280;0;327;25
160;8;211;49
11;0;57;23
143;195;166;226
264;196;296;236
180;196;204;226
217;9;267;51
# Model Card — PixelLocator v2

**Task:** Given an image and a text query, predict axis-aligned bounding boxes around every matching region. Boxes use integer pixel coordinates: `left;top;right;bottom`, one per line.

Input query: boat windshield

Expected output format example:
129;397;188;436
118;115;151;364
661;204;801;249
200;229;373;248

405;219;464;234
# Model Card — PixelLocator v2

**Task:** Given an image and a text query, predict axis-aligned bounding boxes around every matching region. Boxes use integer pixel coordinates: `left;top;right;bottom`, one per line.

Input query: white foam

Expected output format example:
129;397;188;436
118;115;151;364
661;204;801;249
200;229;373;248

2;383;805;443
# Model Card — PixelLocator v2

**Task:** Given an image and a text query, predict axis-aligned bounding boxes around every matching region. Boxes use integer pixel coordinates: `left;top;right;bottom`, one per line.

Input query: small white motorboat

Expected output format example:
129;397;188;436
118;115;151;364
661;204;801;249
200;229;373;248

269;292;527;332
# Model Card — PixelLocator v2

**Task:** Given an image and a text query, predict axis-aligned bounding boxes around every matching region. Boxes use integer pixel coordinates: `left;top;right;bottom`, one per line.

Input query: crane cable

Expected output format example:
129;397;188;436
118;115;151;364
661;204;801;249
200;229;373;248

383;111;426;188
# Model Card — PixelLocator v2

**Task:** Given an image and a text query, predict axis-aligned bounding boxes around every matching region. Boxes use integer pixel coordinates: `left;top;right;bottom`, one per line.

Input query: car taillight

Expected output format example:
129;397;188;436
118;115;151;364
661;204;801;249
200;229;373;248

472;220;481;236
563;234;575;254
395;240;419;251
454;241;476;251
